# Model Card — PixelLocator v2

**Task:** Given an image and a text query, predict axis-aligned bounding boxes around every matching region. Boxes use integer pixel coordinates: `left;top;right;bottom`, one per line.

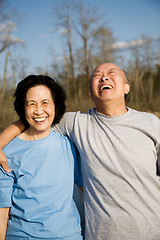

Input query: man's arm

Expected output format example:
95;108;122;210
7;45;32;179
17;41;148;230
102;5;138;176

0;207;10;240
0;120;25;172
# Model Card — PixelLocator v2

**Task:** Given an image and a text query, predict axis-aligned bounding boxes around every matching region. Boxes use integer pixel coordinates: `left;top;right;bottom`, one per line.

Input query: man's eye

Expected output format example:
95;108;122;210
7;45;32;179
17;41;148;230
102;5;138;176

93;75;102;78
108;71;114;74
108;71;116;75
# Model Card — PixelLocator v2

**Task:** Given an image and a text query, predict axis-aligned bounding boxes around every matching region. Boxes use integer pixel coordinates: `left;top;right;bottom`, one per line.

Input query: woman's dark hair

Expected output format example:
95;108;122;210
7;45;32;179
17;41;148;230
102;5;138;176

14;75;66;127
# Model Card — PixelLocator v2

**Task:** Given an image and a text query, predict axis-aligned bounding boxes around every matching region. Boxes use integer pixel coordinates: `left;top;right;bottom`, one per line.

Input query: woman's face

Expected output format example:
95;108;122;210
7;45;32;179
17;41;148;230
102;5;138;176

25;85;55;138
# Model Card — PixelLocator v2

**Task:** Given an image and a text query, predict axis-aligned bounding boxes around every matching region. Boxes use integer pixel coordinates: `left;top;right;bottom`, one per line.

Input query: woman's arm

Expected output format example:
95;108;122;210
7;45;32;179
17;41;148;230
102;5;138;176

0;120;25;172
0;207;10;240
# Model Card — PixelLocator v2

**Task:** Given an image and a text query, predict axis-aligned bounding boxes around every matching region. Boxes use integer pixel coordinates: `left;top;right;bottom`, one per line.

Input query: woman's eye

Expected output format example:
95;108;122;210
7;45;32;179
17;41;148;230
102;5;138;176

27;102;35;106
43;101;48;105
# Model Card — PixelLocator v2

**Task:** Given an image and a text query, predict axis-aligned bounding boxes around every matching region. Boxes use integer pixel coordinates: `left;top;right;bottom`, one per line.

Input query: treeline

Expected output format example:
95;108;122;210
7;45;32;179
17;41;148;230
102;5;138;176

0;57;160;132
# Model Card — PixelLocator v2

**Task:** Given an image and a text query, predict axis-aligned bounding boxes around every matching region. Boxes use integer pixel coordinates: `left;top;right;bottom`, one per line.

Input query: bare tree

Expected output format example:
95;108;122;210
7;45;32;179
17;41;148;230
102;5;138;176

72;1;115;99
0;0;23;54
0;21;23;54
0;0;23;117
125;36;160;110
50;0;114;102
92;27;115;64
0;50;10;113
51;0;77;100
74;1;113;78
0;0;10;22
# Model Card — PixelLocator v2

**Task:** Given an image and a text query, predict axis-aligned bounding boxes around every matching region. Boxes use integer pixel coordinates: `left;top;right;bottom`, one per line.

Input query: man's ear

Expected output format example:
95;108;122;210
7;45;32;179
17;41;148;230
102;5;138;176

124;83;130;95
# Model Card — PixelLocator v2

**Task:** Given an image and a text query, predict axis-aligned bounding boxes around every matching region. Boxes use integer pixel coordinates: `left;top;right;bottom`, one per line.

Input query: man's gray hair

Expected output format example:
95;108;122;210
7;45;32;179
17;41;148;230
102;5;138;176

122;69;130;84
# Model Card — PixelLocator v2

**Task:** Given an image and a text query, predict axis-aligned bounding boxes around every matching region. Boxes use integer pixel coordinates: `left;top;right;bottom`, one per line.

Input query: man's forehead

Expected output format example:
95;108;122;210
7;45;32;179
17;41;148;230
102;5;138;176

94;67;120;73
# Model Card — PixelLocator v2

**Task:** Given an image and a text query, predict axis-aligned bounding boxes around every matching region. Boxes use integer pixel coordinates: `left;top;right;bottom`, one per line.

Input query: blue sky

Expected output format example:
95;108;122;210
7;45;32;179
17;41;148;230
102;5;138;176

3;0;160;75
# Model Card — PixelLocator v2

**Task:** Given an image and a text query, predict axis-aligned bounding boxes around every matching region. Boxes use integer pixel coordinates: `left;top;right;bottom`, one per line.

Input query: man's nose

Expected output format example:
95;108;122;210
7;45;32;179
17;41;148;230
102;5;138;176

100;75;109;82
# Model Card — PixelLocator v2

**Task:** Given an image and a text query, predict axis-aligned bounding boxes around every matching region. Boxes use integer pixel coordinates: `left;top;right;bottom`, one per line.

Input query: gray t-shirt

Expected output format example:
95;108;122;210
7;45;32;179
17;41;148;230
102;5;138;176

55;107;160;240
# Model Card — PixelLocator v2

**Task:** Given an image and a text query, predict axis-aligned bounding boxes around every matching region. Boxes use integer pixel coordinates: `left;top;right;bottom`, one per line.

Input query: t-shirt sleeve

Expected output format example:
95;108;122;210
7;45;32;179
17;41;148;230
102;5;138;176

0;159;15;208
53;112;76;139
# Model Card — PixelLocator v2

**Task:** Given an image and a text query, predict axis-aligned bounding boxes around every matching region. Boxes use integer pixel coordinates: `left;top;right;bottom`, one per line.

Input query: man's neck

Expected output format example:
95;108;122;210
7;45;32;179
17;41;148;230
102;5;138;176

96;101;128;117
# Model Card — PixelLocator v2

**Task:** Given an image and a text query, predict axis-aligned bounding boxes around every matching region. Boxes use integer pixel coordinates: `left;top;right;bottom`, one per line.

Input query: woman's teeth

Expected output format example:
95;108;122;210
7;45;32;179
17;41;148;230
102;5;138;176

34;117;46;122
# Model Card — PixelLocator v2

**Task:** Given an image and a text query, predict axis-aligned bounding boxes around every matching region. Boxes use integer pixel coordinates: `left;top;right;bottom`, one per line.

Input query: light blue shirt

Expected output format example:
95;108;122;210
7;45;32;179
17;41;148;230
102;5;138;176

0;129;83;239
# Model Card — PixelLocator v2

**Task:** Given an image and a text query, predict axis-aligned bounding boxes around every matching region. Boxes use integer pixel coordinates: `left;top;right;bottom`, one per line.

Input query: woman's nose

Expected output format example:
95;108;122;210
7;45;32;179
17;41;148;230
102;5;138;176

34;105;44;115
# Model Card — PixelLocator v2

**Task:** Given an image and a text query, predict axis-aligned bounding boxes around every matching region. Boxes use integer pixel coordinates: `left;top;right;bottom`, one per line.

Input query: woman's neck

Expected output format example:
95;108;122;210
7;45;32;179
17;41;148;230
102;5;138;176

18;128;51;141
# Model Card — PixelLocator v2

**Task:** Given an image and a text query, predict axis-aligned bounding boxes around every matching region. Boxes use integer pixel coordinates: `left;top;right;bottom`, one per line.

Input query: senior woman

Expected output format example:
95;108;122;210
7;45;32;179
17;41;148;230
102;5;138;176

0;75;83;240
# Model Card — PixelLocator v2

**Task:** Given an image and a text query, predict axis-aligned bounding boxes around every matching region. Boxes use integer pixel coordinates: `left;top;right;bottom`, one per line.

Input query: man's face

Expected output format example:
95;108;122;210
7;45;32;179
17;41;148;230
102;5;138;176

90;63;130;105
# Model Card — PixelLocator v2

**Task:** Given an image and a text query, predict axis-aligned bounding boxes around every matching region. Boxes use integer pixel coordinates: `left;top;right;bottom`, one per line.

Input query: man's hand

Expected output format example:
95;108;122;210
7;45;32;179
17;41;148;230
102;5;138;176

0;149;11;172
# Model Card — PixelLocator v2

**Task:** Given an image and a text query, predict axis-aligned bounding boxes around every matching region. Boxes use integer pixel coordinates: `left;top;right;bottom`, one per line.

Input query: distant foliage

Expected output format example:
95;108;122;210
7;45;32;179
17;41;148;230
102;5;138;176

0;89;18;132
0;63;160;132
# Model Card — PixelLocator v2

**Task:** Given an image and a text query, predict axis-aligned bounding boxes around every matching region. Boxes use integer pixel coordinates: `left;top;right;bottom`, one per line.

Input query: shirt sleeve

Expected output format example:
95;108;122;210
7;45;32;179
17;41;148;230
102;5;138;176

53;112;76;139
0;158;15;208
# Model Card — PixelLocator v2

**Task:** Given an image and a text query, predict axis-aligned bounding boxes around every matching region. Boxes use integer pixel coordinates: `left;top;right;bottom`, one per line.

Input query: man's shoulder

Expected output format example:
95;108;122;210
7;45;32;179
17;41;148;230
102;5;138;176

62;111;77;120
62;108;95;121
129;108;160;128
131;108;160;120
53;108;95;135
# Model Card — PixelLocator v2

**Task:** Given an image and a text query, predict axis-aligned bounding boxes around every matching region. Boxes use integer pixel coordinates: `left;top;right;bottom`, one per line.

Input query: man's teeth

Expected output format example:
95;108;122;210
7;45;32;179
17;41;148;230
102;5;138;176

100;85;113;91
34;117;46;122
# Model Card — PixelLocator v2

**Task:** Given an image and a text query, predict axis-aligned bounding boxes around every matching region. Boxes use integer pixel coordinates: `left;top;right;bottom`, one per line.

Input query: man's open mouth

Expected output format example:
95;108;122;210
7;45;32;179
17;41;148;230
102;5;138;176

100;85;113;91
